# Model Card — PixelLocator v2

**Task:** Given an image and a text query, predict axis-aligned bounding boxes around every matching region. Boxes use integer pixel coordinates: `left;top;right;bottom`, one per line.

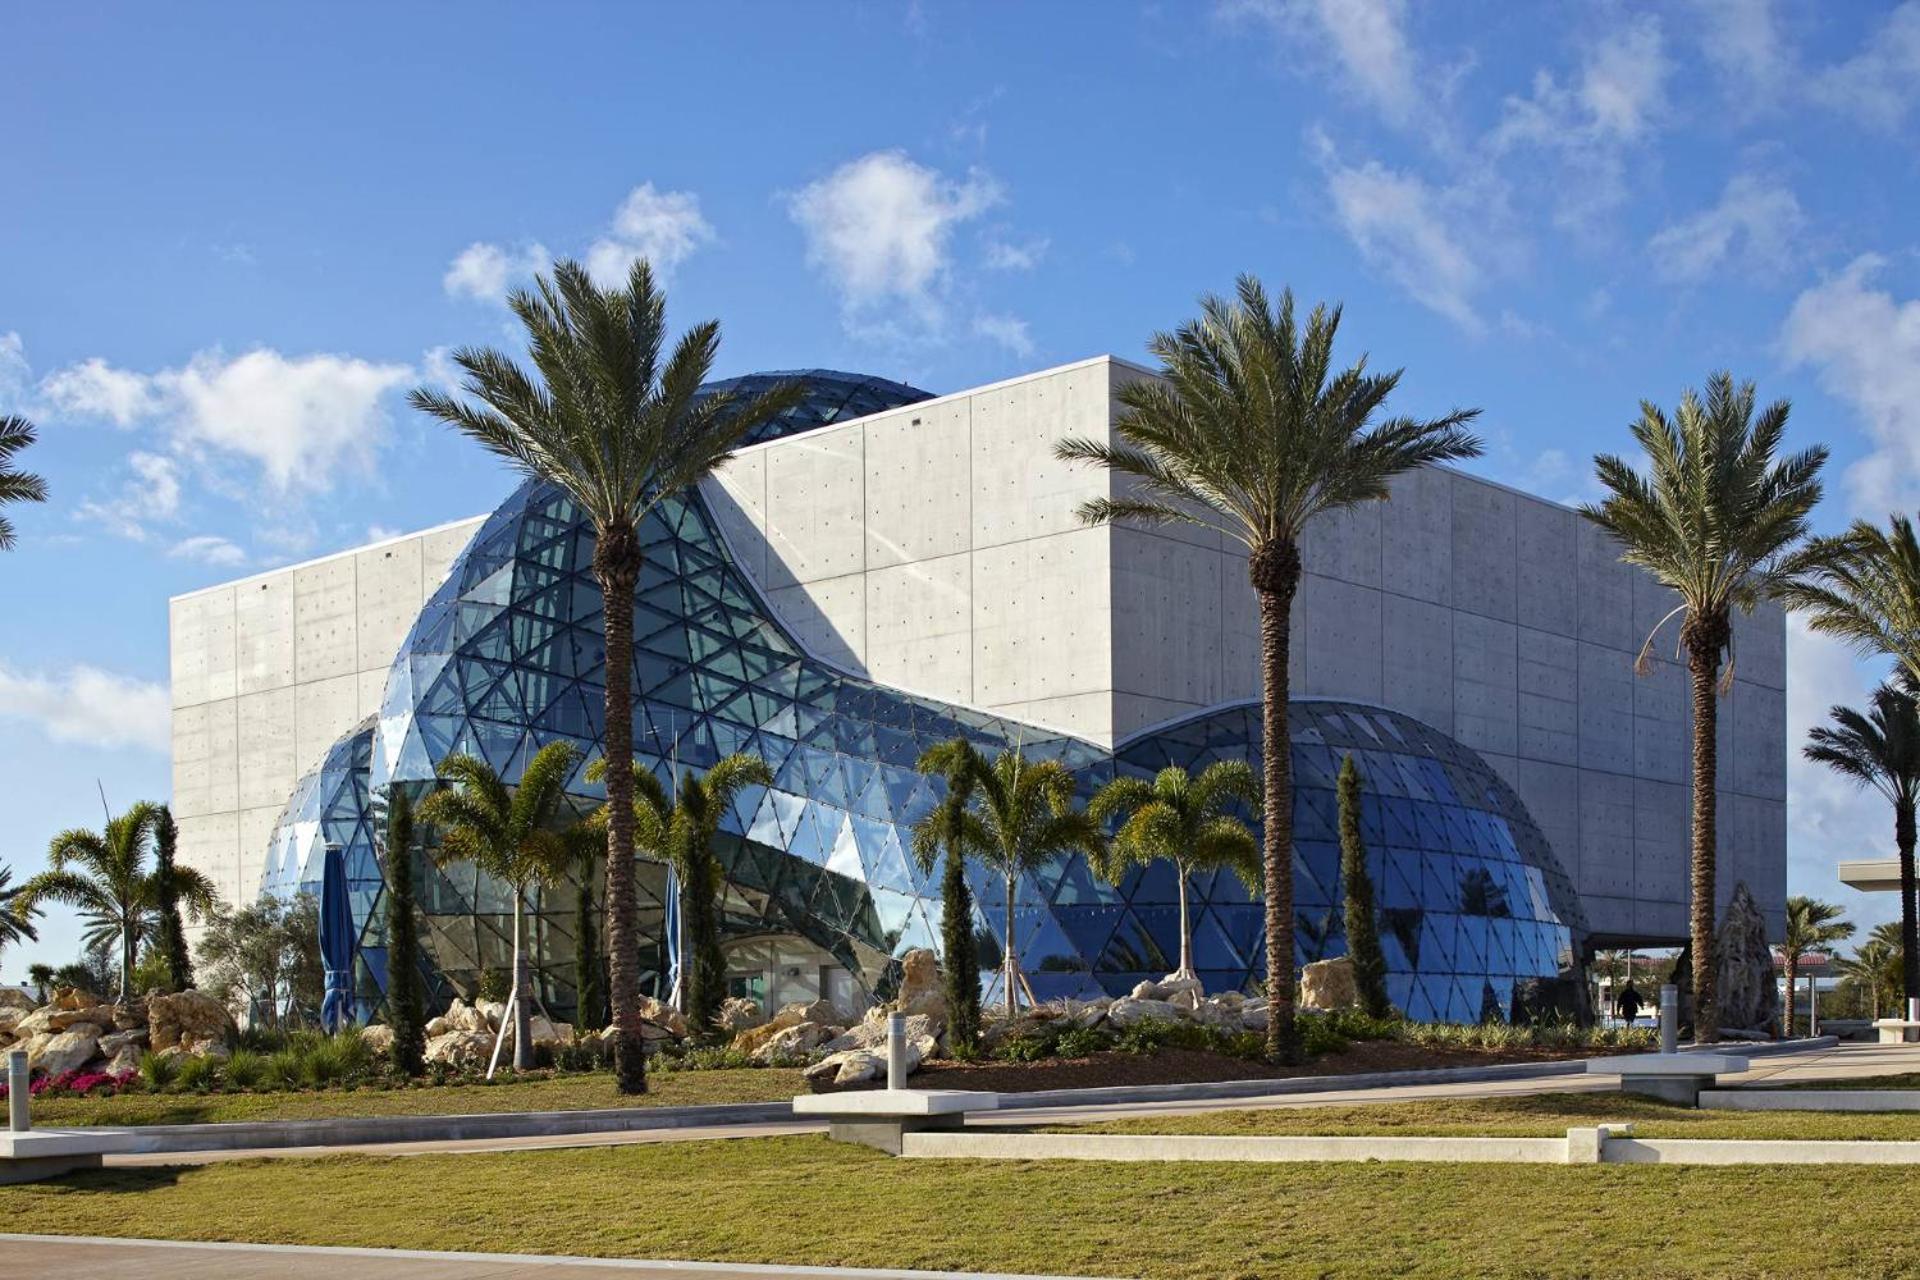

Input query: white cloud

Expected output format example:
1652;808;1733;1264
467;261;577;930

443;241;551;303
1221;0;1417;124
1323;155;1488;332
584;184;716;287
75;450;181;540
789;150;1003;332
1692;0;1789;99
1812;1;1920;129
0;331;27;405
982;235;1049;272
40;356;161;426
1648;172;1804;283
972;313;1035;358
1780;255;1920;515
0;662;170;754
168;533;247;567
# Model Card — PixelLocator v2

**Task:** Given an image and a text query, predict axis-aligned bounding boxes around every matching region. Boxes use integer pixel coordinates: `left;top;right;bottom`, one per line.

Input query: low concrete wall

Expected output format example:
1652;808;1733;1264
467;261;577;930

1606;1138;1920;1165
1700;1089;1920;1112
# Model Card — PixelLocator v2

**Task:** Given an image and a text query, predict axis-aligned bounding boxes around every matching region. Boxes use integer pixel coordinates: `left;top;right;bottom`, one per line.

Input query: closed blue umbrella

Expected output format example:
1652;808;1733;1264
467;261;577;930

318;841;355;1032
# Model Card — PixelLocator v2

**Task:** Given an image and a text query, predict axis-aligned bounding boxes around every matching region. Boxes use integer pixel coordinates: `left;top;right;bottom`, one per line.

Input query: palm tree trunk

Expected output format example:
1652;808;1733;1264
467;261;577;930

1899;797;1918;1005
1176;863;1194;981
1683;613;1728;1045
1003;871;1019;1013
595;522;647;1093
1781;955;1797;1038
120;920;133;1005
1250;539;1301;1063
511;896;534;1071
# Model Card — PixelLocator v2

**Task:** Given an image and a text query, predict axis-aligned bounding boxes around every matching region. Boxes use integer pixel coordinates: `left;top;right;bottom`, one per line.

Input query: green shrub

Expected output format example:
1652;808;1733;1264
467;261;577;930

1053;1025;1115;1059
137;1050;180;1091
262;1048;303;1090
221;1049;267;1090
174;1054;219;1091
476;968;511;1004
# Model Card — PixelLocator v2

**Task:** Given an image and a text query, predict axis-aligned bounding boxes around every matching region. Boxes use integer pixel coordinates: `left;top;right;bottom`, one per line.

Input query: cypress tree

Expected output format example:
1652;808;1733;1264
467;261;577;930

940;839;982;1053
153;805;194;993
384;787;427;1076
575;854;605;1031
1338;755;1391;1019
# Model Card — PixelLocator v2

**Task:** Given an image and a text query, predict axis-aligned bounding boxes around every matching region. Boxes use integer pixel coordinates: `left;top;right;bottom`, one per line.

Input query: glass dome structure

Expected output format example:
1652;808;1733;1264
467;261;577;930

267;369;1586;1025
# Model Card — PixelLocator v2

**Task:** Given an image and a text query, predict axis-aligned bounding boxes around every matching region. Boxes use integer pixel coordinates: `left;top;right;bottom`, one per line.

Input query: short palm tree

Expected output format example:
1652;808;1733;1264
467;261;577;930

1580;372;1828;1043
1836;922;1904;1019
911;739;991;1052
1055;276;1481;1059
0;864;42;958
16;803;218;1001
1784;514;1920;689
965;749;1103;1012
1087;762;1261;983
1805;685;1920;1005
1778;896;1854;1037
587;751;771;1036
411;259;803;1093
416;741;582;1074
27;962;55;1004
0;414;49;551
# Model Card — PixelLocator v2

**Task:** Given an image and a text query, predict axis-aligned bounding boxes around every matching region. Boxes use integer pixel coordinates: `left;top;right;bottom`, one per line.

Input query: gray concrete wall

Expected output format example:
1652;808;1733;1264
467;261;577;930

709;355;1787;947
168;517;485;907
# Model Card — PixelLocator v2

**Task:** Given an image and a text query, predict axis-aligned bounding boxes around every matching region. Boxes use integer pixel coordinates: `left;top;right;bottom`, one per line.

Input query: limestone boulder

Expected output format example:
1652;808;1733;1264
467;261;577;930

49;1004;110;1031
147;990;236;1054
97;1028;147;1058
804;1036;934;1087
751;1020;836;1064
476;1000;509;1032
1062;997;1111;1029
893;947;946;1019
1716;882;1779;1035
359;1024;396;1056
424;1015;450;1037
30;1024;102;1077
51;985;100;1012
822;1012;939;1055
636;995;687;1039
0;988;34;1013
523;1016;573;1047
717;997;767;1033
729;999;834;1054
9;1007;55;1041
1299;957;1357;1011
424;1029;496;1068
1105;997;1182;1029
441;999;489;1034
105;1043;142;1076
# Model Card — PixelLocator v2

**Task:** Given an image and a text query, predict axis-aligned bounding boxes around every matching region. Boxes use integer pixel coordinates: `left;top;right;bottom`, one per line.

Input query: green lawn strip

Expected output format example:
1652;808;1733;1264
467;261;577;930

1048;1092;1920;1141
24;1067;806;1127
1;1135;1917;1279
1777;1072;1920;1091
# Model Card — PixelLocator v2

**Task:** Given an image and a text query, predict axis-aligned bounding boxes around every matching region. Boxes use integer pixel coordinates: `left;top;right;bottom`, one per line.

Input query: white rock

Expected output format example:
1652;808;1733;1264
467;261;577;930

30;1024;102;1076
1106;998;1182;1029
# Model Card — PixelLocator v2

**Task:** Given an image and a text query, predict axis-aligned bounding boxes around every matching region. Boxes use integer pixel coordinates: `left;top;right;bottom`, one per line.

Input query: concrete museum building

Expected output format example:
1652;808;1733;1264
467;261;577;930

166;358;1788;1025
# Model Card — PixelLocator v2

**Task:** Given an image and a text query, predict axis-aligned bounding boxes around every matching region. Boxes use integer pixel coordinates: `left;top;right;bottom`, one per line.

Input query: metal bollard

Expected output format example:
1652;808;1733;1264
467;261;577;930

886;1012;907;1092
8;1049;28;1133
1659;984;1678;1056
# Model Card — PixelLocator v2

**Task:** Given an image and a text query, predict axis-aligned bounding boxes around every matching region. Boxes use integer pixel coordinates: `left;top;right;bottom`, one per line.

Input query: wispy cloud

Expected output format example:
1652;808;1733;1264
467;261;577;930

1648;172;1804;283
0;662;170;754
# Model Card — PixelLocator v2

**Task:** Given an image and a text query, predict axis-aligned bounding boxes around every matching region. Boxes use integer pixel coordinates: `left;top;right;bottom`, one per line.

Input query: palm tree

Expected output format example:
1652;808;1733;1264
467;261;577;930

1805;685;1920;1008
1055;276;1481;1059
1778;896;1854;1037
964;749;1103;1012
1782;515;1920;689
411;260;803;1094
1580;372;1828;1043
0;865;41;960
0;415;48;551
1835;922;1905;1019
383;786;427;1076
911;739;991;1052
16;803;218;1002
27;962;54;1004
416;741;582;1074
1087;762;1260;983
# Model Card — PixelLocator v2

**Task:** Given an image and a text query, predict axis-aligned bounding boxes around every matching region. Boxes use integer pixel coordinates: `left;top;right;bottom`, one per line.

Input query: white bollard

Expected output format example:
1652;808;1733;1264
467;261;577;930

1660;984;1678;1056
887;1012;907;1091
1908;997;1918;1025
8;1049;28;1133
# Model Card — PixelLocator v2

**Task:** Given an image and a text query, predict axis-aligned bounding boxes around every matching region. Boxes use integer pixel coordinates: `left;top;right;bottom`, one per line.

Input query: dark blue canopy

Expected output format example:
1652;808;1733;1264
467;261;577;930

318;842;355;1032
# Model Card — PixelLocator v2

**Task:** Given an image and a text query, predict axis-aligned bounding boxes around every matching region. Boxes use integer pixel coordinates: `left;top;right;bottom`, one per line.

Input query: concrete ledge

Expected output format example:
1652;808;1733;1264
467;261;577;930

1873;1019;1920;1044
792;1090;998;1117
903;1130;1573;1164
0;1129;141;1185
1606;1138;1920;1165
1701;1089;1920;1112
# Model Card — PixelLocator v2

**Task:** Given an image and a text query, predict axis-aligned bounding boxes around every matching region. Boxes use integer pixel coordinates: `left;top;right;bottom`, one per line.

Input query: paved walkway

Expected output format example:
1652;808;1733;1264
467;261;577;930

103;1039;1920;1168
0;1236;1102;1279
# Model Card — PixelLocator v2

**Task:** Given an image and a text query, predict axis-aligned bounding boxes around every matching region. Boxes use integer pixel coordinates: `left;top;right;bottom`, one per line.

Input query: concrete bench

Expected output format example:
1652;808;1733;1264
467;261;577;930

0;1128;139;1184
1872;1019;1920;1044
1586;1053;1750;1106
791;1089;999;1154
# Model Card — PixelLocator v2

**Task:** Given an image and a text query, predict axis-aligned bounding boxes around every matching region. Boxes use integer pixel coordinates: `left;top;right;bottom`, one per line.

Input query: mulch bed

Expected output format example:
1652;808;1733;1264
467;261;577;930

891;1041;1598;1095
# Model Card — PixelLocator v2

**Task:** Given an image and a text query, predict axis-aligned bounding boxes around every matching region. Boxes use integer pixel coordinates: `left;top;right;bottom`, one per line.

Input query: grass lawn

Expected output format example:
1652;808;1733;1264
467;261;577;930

24;1067;806;1127
1780;1073;1920;1091
2;1134;1918;1278
1055;1091;1920;1142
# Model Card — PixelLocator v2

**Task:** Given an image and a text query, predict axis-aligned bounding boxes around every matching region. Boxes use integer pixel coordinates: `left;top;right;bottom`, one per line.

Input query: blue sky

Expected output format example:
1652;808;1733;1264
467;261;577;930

4;2;1920;979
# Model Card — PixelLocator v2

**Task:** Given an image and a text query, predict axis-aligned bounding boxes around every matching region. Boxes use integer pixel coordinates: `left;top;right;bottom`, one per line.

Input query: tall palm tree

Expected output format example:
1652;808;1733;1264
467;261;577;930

0;414;48;551
586;752;770;1035
16;803;218;1001
1836;922;1904;1019
1055;276;1481;1059
1580;372;1828;1043
1782;515;1920;690
416;741;582;1073
964;749;1103;1012
1805;684;1920;1005
0;864;42;959
911;739;991;1052
1778;896;1854;1038
411;260;802;1093
1087;762;1261;983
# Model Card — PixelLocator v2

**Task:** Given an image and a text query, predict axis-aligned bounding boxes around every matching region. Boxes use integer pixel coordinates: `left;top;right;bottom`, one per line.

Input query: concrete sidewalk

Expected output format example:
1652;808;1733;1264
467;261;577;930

0;1235;1106;1279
